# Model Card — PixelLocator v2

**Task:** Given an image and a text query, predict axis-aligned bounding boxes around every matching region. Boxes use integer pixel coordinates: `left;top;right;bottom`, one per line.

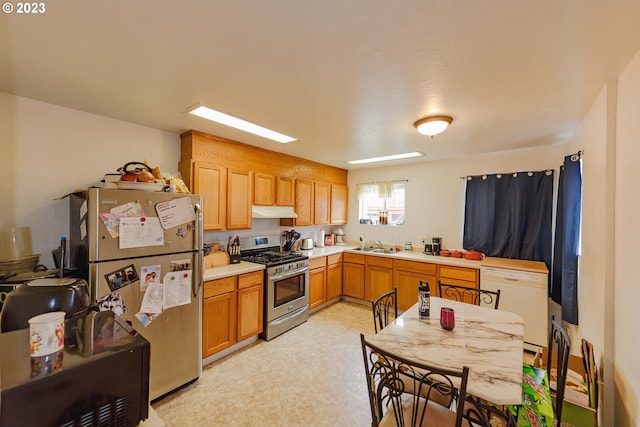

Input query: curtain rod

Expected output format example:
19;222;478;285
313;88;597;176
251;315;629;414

459;150;583;180
459;170;554;180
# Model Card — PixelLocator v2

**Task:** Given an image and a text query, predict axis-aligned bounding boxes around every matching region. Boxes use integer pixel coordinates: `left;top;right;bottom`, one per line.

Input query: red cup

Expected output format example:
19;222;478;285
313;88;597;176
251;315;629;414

440;307;455;331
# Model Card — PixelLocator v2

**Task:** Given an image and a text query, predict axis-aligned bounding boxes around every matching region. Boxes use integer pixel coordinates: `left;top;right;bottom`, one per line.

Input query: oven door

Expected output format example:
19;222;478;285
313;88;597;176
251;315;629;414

266;265;309;322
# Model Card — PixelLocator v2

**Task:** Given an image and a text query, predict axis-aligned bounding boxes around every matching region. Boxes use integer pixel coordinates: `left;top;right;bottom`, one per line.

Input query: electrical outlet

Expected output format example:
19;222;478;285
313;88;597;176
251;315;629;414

421;236;427;245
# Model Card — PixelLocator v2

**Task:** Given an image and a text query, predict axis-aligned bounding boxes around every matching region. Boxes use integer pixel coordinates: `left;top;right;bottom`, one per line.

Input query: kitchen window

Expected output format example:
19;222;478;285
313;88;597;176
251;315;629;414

356;181;406;226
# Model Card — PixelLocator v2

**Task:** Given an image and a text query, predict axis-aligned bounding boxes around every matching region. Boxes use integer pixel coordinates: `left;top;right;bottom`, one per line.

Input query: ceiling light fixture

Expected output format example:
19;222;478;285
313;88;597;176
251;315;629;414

413;115;453;138
348;152;424;165
187;105;297;143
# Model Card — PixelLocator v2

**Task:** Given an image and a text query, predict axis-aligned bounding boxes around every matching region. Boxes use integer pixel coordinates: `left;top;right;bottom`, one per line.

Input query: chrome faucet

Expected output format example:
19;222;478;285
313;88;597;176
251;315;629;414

368;240;383;249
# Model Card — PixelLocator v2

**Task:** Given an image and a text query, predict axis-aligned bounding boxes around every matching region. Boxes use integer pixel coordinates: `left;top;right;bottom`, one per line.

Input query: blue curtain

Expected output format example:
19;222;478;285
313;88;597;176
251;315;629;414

463;170;554;269
551;153;582;325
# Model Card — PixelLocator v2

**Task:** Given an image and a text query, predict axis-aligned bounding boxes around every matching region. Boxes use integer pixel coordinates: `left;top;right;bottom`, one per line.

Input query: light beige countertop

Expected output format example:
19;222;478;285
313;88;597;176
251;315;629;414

201;246;526;281
481;256;548;274
342;246;484;269
203;261;265;281
301;245;347;258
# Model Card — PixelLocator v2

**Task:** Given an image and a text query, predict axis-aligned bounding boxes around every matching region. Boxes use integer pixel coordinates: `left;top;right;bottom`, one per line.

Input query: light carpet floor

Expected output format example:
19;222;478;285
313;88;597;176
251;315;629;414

152;301;375;427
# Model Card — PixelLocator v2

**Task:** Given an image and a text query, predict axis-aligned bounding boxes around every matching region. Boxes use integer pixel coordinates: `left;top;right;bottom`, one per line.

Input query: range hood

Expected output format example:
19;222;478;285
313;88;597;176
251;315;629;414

251;206;298;219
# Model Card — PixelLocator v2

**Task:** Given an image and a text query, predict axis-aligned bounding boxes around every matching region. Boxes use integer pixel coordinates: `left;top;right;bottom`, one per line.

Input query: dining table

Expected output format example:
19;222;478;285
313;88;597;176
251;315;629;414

365;296;525;406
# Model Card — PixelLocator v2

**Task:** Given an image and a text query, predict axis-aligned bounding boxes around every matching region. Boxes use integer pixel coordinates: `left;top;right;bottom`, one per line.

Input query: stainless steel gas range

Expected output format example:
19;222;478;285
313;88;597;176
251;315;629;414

240;235;309;341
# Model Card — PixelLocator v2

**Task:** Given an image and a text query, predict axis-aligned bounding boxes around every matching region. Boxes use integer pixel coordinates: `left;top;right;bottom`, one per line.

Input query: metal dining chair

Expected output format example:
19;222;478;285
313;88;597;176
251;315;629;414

360;333;469;427
510;316;571;425
370;288;454;408
371;287;397;333
547;316;571;423
438;281;501;310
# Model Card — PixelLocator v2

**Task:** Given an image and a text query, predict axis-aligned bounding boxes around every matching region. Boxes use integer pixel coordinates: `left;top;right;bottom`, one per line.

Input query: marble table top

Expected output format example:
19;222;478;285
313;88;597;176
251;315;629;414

365;296;524;405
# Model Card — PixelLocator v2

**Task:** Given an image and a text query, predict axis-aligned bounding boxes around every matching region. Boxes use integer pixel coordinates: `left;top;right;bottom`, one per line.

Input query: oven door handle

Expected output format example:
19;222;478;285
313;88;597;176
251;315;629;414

271;266;309;280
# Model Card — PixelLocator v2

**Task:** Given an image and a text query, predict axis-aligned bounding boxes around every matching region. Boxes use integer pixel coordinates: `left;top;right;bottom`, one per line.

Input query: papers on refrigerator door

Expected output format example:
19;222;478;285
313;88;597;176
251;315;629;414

162;270;192;309
119;217;164;249
140;281;163;314
155;196;196;230
99;200;145;238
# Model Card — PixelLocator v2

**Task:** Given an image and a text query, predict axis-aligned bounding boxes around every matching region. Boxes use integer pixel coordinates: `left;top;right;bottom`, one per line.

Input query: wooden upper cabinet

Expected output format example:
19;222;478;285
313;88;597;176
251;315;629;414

253;172;275;206
276;176;295;206
227;169;252;229
330;184;348;224
180;131;347;225
314;181;331;225
293;179;314;226
179;160;226;231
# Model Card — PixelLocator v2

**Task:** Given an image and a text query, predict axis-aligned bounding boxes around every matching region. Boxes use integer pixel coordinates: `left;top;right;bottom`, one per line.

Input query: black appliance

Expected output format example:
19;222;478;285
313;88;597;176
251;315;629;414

0;311;150;427
0;277;92;339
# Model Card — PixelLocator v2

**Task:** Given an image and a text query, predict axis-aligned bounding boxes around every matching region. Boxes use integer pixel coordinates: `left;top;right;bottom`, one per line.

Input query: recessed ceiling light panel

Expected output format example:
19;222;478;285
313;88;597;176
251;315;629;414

348;152;424;165
187;105;297;143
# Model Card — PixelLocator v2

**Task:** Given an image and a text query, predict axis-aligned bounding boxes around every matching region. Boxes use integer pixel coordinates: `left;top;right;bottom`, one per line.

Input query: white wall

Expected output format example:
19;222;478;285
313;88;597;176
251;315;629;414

345;146;567;251
0;92;181;268
613;48;640;427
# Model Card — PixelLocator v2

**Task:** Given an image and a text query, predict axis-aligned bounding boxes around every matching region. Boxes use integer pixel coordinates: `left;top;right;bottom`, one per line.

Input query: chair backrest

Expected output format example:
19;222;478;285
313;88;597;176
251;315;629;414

360;333;468;427
438;281;501;310
371;287;398;333
547;317;571;422
462;396;516;427
581;338;598;410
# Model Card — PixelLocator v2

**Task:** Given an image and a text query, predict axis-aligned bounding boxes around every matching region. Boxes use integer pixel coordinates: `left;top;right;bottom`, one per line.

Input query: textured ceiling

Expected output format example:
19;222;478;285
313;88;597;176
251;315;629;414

2;1;640;169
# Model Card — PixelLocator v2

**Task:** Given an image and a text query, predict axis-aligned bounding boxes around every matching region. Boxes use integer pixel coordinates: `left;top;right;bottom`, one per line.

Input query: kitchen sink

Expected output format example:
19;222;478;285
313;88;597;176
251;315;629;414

371;248;397;254
352;247;396;254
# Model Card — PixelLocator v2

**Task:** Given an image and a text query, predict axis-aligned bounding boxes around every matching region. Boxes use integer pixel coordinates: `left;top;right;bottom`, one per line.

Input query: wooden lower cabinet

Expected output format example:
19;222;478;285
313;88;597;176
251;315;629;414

203;271;264;358
203;276;236;357
365;255;394;302
237;271;263;342
343;253;365;299
437;265;479;304
393;259;437;310
309;257;327;310
326;254;343;300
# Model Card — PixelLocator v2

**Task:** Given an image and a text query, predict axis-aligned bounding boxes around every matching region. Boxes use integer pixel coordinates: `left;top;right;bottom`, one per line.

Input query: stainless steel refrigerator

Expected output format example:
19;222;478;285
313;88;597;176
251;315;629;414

68;188;203;401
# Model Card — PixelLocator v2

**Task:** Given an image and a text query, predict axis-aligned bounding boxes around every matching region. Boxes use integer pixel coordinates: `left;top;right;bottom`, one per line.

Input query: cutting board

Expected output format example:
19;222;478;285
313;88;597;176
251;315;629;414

204;251;229;269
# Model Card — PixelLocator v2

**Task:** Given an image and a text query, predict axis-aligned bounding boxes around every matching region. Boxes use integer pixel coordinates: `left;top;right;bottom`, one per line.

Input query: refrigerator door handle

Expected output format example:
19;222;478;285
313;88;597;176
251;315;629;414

193;203;204;298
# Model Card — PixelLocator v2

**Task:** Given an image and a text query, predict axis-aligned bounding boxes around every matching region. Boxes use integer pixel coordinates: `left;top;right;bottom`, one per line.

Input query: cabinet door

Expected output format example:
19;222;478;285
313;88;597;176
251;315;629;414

365;265;393;302
237;271;263;341
227;169;252;229
330;184;348;224
237;284;263;341
326;261;343;300
437;265;479;299
394;270;436;310
181;162;226;231
294;179;314;226
314;181;331;225
276;176;295;206
203;291;236;357
309;267;327;309
254;172;275;206
343;262;365;299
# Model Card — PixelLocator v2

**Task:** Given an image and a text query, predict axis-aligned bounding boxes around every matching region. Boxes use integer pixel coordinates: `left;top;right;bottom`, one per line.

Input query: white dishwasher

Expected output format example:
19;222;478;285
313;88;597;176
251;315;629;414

480;259;548;352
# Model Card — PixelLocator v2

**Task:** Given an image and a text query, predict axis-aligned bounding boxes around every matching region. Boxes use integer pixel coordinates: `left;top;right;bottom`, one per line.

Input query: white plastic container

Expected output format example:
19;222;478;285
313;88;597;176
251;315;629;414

28;311;65;356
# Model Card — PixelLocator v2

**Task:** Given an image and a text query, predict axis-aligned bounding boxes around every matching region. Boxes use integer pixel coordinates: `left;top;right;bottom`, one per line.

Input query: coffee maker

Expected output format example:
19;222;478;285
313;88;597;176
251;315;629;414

432;237;442;255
